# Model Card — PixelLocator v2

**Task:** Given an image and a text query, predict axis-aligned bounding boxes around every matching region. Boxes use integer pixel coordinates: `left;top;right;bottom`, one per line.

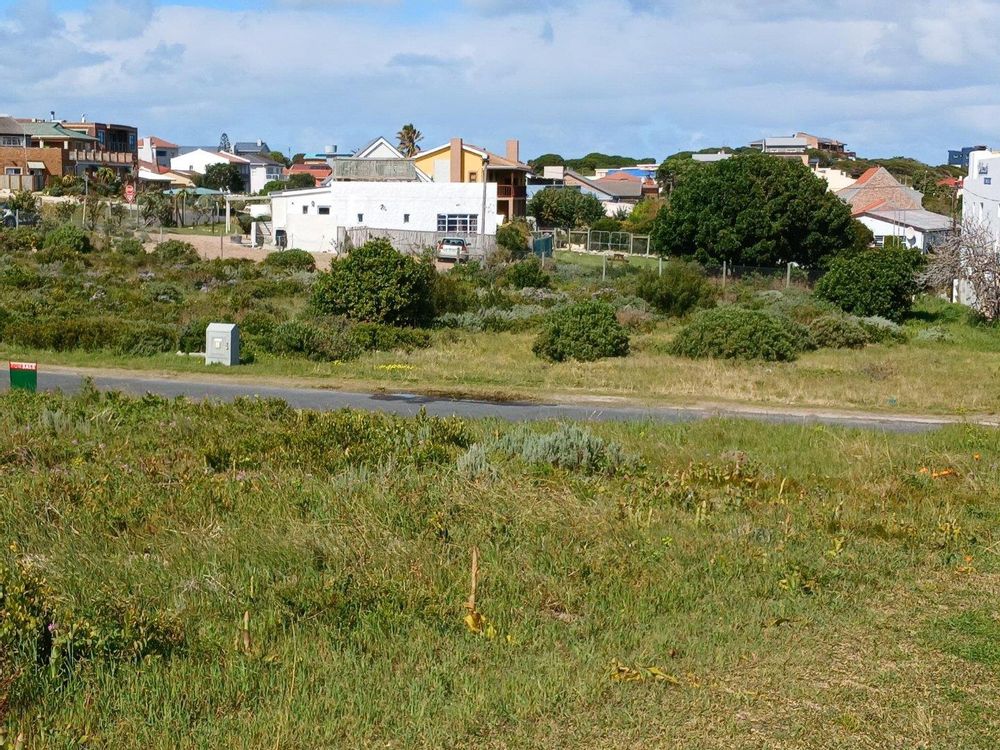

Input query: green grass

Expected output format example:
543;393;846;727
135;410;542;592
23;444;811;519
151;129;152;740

2;387;999;747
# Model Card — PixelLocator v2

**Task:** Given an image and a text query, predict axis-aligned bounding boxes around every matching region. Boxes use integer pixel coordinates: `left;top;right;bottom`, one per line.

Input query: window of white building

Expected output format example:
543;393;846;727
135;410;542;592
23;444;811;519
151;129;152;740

437;214;478;233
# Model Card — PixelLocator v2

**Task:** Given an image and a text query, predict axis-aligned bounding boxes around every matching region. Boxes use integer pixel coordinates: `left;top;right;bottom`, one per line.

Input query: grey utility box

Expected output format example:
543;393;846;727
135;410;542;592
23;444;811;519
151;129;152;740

205;323;240;366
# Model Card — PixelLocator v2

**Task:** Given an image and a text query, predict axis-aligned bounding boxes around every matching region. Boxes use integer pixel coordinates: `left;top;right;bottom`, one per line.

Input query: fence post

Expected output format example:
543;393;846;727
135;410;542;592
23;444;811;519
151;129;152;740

786;262;792;289
722;261;727;292
659;255;663;277
602;253;607;282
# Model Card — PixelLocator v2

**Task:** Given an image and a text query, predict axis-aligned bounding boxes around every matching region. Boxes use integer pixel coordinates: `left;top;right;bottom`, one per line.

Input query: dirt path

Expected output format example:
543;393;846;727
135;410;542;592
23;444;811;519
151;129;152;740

150;232;337;266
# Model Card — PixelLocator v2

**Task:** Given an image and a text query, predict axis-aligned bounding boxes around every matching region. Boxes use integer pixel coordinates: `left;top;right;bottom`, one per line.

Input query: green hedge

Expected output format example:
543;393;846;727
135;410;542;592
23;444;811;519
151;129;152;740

4;316;177;356
634;262;716;317
815;248;922;321
262;248;316;272
669;306;806;361
533;301;629;362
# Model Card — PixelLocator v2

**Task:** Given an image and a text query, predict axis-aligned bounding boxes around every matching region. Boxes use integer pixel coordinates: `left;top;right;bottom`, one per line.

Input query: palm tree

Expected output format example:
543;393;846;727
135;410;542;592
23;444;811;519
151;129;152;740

396;124;423;158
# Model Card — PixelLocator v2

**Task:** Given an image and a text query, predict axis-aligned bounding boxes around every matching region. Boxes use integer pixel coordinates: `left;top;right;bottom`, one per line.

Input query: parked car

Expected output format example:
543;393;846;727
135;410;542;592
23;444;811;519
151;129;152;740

0;204;39;228
436;237;470;263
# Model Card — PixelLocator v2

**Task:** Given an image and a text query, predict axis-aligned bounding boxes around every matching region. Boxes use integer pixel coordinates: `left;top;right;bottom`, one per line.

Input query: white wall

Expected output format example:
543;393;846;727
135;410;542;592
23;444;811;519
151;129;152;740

964;150;1000;239
249;164;283;194
170;149;229;174
270;181;499;253
856;215;933;251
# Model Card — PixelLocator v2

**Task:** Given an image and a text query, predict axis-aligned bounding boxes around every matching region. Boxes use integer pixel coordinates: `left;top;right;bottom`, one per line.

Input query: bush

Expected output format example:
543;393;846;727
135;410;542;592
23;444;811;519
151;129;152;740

496;221;532;259
746;289;841;324
499;257;551;290
3;316;177;356
432;271;478;315
263;248;315;272
634;262;716;317
490;424;637;474
153;240;200;265
114;237;145;257
43;224;92;254
669;306;806;362
437;305;545;333
0;227;42;254
815;248;922;321
859;315;907;344
310;238;434;326
533;301;630;362
807;315;867;349
348;322;431;352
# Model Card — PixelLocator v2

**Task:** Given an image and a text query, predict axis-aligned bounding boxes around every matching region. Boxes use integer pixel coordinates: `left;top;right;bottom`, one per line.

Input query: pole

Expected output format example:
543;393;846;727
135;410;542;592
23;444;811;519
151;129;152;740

722;260;727;292
82;175;88;228
659;255;663;277
480;157;488;259
786;262;792;289
602;253;607;281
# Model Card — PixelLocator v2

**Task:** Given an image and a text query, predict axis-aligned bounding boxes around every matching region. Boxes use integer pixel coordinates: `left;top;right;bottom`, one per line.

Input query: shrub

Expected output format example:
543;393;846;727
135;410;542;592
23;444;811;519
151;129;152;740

153;240;200;265
310;238;434;326
492;424;637;474
496;220;532;259
43;224;92;254
263;248;315;272
3;316;177;355
499;257;551;290
114;237;145;257
747;289;841;324
859;315;907;344
432;271;478;315
533;301;630;362
807;315;867;349
0;227;42;254
348;322;431;352
815;248;922;321
437;305;545;333
669;306;806;362
634;262;716;317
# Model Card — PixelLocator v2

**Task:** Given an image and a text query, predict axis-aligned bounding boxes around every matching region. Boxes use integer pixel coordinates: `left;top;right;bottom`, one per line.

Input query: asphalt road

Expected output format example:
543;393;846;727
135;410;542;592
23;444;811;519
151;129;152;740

1;368;989;434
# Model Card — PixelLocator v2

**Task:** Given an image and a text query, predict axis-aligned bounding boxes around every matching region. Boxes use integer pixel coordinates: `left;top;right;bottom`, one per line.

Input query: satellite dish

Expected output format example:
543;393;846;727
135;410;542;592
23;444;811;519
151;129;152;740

904;226;916;241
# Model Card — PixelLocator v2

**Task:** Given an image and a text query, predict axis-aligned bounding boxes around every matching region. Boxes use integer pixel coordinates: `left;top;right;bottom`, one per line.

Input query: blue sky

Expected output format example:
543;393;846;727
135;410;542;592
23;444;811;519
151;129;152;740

2;0;999;164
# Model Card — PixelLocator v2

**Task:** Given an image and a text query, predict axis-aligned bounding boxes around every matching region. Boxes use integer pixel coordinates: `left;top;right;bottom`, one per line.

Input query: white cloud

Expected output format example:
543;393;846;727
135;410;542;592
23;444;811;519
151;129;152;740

5;0;1000;163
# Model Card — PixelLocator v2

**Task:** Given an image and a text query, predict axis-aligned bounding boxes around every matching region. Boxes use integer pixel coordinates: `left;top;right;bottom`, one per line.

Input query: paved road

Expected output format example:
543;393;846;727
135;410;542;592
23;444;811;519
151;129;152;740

3;368;991;434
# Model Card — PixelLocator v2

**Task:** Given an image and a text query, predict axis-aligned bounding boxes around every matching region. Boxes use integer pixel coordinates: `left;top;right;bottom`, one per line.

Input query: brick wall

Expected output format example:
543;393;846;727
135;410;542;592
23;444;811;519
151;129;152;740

0;146;69;179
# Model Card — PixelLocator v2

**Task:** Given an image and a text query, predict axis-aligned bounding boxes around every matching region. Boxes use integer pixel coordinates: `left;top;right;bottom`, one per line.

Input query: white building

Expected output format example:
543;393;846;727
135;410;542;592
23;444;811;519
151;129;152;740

171;148;250;187
853;207;952;251
963;149;1000;237
138;136;179;167
269;181;499;254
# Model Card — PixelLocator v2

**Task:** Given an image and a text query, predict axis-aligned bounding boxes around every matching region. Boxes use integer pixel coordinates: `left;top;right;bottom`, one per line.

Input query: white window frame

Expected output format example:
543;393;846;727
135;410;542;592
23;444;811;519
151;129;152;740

437;213;479;233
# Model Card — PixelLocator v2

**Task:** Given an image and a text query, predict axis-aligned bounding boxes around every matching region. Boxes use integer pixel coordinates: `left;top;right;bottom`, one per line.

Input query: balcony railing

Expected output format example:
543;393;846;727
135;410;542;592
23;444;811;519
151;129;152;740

67;150;135;165
497;185;527;199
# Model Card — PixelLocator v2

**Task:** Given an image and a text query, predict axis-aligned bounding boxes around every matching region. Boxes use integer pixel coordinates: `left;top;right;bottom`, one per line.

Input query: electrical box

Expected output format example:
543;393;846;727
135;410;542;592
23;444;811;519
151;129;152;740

205;323;240;367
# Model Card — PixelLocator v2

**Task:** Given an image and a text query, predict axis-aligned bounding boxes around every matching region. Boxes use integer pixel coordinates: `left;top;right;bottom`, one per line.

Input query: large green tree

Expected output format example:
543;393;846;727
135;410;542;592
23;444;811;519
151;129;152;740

203;163;245;193
527;187;606;229
650;152;864;267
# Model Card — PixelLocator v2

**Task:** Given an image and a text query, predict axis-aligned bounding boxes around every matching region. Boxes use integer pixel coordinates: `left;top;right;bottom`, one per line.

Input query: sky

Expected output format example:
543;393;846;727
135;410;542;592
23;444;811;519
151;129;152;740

1;0;999;164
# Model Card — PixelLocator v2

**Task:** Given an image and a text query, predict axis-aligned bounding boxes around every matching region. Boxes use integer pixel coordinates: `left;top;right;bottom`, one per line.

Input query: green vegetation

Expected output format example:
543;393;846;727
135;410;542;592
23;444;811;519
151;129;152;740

202;163;245;193
1;387;998;747
669;306;807;362
261;248;316;272
533;300;630;362
651;151;866;267
527;187;607;229
633;261;716;317
815;247;923;321
310;238;435;326
528;152;656;175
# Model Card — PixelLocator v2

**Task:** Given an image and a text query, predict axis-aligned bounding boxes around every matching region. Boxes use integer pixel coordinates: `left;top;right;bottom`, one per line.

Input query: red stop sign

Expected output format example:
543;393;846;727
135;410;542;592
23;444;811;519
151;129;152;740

124;183;136;204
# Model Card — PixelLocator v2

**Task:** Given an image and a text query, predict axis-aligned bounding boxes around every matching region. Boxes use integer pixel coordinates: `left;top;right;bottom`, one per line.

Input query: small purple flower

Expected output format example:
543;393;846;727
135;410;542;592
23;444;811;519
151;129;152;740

47;622;57;633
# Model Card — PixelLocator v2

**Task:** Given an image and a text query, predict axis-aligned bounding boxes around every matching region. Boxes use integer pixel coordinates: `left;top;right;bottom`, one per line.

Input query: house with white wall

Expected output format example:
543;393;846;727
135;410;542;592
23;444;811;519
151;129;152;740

963;149;1000;237
138;136;179;167
171;148;251;191
269;181;499;254
853;207;952;251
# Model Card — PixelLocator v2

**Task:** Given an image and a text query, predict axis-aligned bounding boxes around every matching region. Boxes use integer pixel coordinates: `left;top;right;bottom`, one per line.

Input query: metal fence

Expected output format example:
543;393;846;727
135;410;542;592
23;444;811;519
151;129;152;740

564;229;652;255
345;227;496;259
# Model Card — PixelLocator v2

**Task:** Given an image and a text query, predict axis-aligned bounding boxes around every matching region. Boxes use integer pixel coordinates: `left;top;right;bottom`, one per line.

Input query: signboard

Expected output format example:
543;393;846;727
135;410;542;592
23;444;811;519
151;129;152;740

124;183;136;204
9;361;37;392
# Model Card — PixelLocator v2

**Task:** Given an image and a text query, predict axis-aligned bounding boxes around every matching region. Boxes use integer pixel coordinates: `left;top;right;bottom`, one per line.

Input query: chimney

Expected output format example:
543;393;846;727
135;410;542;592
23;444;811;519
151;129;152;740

506;139;519;164
450;137;463;182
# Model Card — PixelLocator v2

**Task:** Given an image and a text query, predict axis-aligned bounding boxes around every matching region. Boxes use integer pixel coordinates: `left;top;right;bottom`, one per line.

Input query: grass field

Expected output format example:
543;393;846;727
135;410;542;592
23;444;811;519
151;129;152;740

5;294;1000;416
2;387;998;748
